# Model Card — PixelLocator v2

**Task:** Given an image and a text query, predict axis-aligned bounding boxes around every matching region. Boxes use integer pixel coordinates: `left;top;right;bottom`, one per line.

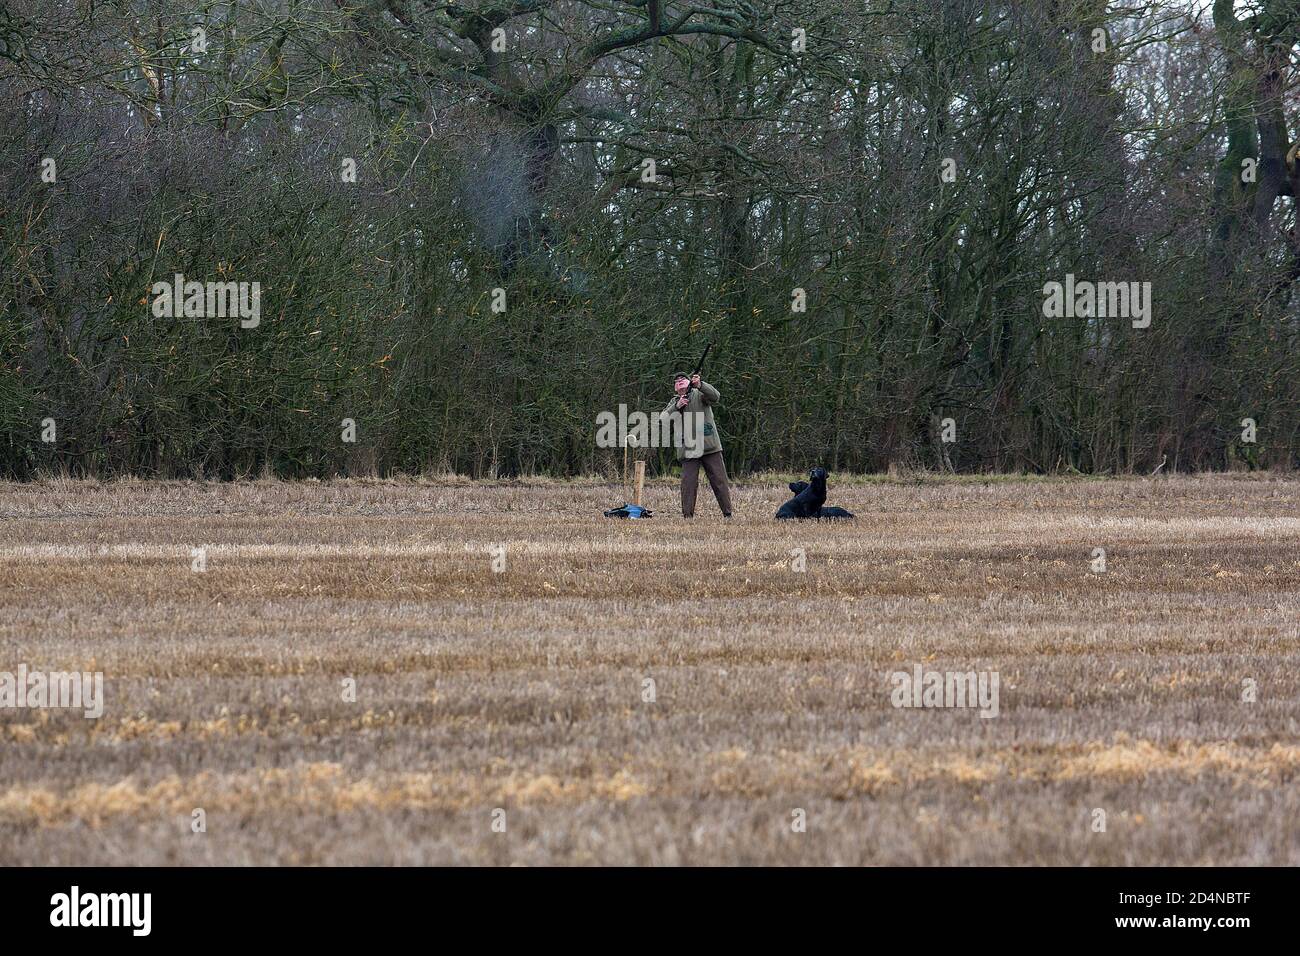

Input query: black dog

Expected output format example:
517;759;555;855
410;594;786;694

777;468;855;520
815;505;855;519
777;466;827;518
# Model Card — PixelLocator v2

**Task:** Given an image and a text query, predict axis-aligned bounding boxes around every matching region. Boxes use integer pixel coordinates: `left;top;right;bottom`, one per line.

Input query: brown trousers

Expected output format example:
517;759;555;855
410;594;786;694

681;451;733;517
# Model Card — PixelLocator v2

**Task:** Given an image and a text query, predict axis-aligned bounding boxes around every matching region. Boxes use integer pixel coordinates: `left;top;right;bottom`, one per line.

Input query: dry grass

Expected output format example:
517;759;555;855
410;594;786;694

0;474;1297;865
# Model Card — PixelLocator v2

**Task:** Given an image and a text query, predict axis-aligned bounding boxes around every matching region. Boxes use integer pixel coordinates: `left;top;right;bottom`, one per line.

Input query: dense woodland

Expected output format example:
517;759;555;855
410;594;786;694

2;0;1299;478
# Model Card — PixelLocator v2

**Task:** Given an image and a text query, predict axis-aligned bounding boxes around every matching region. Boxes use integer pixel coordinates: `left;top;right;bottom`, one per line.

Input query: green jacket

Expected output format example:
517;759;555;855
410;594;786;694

660;381;723;460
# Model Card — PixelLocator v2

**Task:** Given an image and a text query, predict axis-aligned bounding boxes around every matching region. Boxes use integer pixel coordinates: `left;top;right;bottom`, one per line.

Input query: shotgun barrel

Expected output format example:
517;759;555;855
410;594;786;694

691;343;712;380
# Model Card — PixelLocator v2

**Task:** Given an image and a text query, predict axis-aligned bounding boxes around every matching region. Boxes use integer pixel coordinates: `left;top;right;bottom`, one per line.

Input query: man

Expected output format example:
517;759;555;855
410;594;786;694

661;371;733;518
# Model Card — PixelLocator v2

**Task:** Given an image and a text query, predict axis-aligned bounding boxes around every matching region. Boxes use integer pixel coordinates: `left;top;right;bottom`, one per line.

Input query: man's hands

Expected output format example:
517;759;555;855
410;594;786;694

676;395;690;409
690;374;701;388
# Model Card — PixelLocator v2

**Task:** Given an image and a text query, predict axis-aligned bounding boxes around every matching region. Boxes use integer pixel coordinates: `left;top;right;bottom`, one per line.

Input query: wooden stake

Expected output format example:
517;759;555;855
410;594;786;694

634;460;645;507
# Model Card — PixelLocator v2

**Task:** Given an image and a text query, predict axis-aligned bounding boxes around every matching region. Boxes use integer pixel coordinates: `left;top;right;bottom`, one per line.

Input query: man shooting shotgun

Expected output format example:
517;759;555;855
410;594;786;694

660;344;733;518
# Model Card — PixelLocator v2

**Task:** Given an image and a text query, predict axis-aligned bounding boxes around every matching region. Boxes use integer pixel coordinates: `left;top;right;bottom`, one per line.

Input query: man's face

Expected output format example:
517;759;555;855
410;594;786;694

674;376;690;394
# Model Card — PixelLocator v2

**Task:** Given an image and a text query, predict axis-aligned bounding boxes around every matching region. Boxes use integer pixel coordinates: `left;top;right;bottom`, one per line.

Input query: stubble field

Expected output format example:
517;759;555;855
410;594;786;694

0;474;1297;865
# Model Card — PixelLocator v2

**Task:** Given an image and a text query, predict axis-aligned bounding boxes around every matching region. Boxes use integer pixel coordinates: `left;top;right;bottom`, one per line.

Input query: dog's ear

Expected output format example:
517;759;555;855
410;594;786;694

789;481;809;494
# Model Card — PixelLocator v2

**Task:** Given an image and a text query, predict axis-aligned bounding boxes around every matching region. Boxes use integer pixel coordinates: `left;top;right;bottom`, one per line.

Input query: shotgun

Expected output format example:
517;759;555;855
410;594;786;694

671;342;712;411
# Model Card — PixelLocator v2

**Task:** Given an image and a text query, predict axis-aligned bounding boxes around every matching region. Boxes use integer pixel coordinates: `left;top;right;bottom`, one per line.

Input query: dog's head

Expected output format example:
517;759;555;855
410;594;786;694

809;466;828;482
